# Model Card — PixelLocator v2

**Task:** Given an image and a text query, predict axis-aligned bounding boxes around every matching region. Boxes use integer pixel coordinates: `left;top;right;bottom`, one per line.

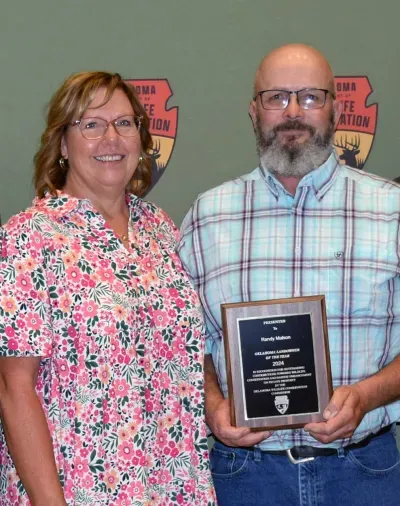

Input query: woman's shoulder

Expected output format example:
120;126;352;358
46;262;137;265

3;199;54;235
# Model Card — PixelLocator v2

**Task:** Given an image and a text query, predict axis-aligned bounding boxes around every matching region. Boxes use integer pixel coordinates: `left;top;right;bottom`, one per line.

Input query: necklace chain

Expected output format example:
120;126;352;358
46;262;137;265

114;231;129;242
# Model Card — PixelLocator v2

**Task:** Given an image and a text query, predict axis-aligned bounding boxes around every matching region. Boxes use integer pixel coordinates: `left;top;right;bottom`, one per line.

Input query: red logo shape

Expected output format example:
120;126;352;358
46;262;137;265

334;76;377;170
126;79;178;193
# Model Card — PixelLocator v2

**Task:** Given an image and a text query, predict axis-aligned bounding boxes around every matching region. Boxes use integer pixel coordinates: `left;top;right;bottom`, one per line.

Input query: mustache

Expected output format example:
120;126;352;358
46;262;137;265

273;120;316;135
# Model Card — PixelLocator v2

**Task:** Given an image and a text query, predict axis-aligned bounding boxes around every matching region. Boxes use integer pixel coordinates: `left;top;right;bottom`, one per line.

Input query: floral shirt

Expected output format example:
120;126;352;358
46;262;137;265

0;193;216;506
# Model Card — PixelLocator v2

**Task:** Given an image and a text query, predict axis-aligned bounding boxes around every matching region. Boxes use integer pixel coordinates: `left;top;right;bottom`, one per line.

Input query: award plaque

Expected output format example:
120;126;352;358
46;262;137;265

221;295;333;431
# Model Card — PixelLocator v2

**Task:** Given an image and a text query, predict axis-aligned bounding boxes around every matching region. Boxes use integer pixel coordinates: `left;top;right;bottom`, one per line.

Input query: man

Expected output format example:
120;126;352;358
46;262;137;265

178;44;400;505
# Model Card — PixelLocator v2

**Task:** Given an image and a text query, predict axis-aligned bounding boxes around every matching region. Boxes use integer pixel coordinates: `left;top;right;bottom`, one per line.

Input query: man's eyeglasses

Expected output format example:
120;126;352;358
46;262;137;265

71;115;143;140
254;88;335;110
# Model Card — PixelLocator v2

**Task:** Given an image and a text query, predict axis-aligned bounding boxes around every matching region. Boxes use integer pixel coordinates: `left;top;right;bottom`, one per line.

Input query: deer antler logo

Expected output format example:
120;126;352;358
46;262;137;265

334;135;365;169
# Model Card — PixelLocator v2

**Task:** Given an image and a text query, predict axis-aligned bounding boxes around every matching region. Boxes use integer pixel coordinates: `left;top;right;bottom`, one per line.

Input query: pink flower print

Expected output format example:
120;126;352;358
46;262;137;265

118;441;134;461
30;231;44;249
113;305;127;321
115;493;130;506
156;430;168;449
59;293;72;313
128;421;139;437
168;287;179;298
26;312;43;331
58;360;69;378
113;280;126;294
168;442;179;458
184;480;195;495
176;493;184;504
53;233;68;248
165;413;177;428
7;339;18;351
159;372;171;390
81;300;99;318
74;456;89;477
24;257;37;272
127;481;145;498
153;310;168;327
141;255;154;272
66;266;82;284
5;326;15;338
159;469;172;484
118;426;130;441
173;338;186;357
16;273;33;292
14;261;25;274
104;469;119;491
82;474;94;490
99;364;111;384
62;251;78;269
113;379;130;397
168;308;177;319
98;268;114;283
175;297;186;309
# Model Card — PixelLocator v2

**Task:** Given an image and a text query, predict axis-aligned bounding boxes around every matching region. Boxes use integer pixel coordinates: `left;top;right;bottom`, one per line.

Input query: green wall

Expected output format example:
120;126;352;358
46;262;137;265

0;0;399;225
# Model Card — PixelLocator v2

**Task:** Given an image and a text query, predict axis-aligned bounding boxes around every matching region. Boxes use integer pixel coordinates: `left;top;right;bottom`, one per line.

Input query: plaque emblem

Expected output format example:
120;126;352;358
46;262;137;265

274;395;289;415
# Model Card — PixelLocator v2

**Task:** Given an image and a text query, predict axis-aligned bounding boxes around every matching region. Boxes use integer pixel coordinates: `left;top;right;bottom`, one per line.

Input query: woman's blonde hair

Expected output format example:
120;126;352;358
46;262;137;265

34;71;153;198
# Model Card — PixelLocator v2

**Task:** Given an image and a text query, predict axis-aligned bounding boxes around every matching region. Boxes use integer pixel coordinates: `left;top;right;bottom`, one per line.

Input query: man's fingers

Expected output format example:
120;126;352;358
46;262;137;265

229;431;273;448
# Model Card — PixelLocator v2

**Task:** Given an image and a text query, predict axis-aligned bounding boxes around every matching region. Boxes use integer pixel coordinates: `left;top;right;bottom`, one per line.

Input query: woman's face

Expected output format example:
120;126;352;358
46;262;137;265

61;87;142;196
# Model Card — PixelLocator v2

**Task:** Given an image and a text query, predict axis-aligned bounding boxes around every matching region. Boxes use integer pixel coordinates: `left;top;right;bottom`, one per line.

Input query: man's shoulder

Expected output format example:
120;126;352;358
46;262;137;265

339;164;400;195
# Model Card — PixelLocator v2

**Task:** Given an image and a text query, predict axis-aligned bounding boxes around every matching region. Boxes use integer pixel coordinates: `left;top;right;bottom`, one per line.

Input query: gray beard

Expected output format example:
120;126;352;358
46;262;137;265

255;116;335;179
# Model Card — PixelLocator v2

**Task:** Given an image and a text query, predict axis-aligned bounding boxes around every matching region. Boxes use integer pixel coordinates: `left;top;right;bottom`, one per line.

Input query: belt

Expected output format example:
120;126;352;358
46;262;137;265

244;425;392;463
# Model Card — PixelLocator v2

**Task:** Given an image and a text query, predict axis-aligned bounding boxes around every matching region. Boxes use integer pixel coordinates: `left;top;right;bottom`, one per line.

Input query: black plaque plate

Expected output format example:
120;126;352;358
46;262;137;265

221;296;333;430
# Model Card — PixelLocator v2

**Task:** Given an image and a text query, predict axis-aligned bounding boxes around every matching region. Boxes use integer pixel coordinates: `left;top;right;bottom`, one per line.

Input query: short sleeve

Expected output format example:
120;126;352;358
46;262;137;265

178;204;199;284
0;226;53;357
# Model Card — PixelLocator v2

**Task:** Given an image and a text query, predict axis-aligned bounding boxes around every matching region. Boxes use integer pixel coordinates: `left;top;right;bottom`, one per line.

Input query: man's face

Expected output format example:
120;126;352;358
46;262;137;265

249;59;340;179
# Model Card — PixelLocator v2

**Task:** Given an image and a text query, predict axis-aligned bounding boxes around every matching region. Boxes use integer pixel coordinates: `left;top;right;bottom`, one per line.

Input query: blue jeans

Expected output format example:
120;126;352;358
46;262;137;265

210;427;400;505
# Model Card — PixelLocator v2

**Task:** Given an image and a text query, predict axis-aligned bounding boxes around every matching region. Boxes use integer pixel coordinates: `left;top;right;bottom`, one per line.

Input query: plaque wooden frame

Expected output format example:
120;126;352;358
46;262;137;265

221;295;333;431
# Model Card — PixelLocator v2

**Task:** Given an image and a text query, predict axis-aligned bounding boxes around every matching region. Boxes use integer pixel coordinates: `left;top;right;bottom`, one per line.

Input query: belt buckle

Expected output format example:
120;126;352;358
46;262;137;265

286;448;315;465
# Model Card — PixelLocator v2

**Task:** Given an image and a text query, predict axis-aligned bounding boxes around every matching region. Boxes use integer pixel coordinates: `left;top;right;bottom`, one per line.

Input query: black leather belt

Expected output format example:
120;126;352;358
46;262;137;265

245;425;392;459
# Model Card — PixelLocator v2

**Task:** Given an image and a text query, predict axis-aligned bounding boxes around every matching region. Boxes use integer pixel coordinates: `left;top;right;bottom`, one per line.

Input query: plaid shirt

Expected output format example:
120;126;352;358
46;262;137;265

178;151;400;450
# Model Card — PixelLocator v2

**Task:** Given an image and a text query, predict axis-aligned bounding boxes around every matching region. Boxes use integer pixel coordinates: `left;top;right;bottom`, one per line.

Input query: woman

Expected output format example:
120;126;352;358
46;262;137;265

0;72;216;505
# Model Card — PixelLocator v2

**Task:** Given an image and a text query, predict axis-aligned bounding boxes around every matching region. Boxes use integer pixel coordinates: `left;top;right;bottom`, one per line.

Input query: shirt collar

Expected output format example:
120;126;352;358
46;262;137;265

259;150;340;201
33;191;140;219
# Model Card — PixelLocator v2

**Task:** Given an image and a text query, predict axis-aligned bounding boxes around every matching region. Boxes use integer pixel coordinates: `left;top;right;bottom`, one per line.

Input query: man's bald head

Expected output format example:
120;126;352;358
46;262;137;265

253;44;335;97
249;44;341;184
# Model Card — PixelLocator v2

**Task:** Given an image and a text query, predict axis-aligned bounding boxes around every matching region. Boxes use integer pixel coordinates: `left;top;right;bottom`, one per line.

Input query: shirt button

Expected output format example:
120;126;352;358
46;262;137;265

293;429;300;434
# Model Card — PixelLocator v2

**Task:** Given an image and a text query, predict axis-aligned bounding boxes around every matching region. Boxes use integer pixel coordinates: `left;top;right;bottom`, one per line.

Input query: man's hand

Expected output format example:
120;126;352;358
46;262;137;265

304;384;368;443
207;397;272;447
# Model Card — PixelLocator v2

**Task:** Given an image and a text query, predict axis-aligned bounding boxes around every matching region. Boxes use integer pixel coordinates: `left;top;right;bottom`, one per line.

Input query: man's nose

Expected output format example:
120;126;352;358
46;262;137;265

283;94;304;120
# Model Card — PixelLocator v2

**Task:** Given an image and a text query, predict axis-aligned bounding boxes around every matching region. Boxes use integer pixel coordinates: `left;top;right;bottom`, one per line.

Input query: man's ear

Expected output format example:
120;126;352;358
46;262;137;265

333;98;342;131
249;100;257;129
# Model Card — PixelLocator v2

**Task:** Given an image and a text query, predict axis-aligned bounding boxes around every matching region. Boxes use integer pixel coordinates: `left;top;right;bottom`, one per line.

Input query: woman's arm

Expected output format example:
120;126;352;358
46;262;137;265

0;357;67;506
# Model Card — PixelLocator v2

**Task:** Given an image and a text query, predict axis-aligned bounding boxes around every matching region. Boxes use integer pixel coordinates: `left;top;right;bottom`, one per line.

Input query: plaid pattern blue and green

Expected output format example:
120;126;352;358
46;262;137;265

178;151;400;450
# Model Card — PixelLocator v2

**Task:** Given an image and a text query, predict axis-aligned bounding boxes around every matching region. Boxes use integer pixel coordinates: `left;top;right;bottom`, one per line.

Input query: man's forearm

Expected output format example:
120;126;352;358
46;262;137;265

357;354;400;414
0;388;66;505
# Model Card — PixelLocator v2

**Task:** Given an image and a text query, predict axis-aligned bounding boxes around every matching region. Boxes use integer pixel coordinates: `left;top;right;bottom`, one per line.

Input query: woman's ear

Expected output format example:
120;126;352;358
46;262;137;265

60;135;68;159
